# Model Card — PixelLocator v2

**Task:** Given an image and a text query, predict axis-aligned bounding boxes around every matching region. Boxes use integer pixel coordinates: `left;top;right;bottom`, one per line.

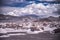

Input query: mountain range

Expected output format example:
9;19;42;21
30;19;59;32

0;14;60;22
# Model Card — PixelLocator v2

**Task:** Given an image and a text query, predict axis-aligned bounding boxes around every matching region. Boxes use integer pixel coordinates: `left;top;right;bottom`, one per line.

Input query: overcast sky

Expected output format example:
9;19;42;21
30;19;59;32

0;0;60;17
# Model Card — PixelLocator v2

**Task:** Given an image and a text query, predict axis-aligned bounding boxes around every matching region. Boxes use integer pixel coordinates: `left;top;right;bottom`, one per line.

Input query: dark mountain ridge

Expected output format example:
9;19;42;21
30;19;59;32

0;14;60;22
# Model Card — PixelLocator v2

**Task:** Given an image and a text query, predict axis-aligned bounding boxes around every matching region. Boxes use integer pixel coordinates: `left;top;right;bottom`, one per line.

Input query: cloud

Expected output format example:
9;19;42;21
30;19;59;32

1;0;34;7
2;0;26;3
1;0;60;7
38;0;55;1
0;3;59;17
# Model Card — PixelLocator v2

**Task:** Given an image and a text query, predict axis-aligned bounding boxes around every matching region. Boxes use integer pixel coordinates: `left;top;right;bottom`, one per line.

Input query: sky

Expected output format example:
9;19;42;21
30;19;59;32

0;0;60;6
0;0;60;17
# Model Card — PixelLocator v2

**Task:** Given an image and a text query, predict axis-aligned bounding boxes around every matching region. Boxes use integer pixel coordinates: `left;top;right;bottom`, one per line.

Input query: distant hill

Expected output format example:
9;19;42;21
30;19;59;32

0;14;60;22
39;16;60;22
0;14;39;22
0;14;19;20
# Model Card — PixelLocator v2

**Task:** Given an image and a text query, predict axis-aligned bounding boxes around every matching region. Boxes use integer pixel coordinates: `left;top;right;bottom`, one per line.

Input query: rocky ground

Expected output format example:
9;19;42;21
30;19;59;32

0;14;60;40
0;32;60;40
